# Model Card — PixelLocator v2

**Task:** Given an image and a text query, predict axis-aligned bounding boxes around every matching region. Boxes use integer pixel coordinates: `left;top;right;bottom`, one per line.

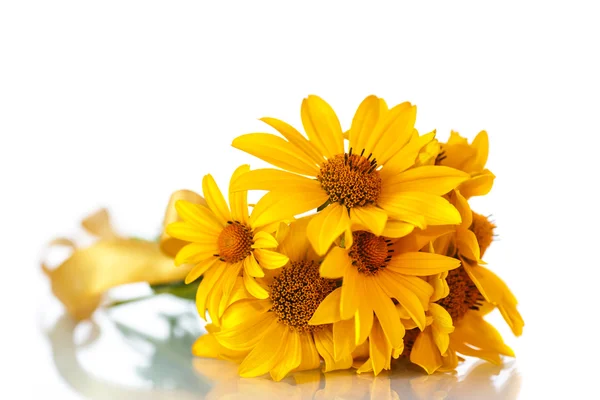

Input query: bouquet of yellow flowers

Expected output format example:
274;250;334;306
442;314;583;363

44;95;523;381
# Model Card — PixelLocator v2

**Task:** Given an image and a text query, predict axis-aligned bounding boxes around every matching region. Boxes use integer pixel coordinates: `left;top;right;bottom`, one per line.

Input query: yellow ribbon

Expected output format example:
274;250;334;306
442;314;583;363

43;191;202;321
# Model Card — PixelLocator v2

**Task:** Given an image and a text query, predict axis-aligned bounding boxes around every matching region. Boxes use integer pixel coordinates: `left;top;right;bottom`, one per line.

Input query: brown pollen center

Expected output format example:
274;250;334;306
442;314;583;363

470;212;496;257
436;266;483;322
216;221;253;263
348;231;392;275
269;260;337;333
317;150;382;208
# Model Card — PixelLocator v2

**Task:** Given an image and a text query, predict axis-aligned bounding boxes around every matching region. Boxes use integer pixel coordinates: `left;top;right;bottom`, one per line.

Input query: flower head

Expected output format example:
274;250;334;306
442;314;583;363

165;165;290;321
231;95;470;255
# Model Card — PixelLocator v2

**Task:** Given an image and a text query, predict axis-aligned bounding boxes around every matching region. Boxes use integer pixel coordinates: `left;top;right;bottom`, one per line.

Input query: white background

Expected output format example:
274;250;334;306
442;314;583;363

2;1;599;399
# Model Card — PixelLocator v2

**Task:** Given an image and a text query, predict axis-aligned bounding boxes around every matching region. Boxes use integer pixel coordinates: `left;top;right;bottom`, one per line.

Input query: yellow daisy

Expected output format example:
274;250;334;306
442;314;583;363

231;95;470;255
196;218;354;381
165;164;289;321
306;227;461;375
437;130;495;198
400;193;522;374
436;191;524;336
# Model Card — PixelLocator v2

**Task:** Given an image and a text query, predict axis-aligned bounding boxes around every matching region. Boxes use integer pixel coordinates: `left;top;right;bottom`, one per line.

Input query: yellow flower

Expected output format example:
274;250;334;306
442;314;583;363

310;228;460;337
193;218;353;381
165;165;289;321
437;191;524;336
402;192;523;374
437;131;495;198
231;95;470;255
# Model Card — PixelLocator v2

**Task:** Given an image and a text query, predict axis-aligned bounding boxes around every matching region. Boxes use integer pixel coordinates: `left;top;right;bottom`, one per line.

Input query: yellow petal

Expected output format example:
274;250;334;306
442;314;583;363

320;246;351;279
295;333;321;372
355;283;374;345
232;168;321;192
243;254;264;278
307;203;350;256
429;303;454;354
196;264;227;319
250;190;328;229
459;170;495;198
238;321;287;377
410;329;443;374
386;252;461;275
215;304;273;349
452;190;472;228
350;205;388;236
393;225;454;253
173;200;224;234
456;229;481;263
383;166;469;196
340;264;361;320
369;103;416;165
301;95;344;158
243;272;268;299
333;318;357;361
309;287;342;325
174;241;219;266
253;248;289;270
378;192;462;226
380;131;436;178
260;117;325;165
377;271;428;330
314;327;353;372
471;130;489;171
185;257;220;284
270;330;302;381
381;220;415;238
229;165;250;224
202;174;232;225
251;230;279;249
232;133;320;176
166;221;216;244
348;95;381;154
369;279;404;349
369;319;392;375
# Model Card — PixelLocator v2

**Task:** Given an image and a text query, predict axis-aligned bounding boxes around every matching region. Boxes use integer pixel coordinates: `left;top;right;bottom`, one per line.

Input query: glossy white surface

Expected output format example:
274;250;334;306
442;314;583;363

38;295;521;400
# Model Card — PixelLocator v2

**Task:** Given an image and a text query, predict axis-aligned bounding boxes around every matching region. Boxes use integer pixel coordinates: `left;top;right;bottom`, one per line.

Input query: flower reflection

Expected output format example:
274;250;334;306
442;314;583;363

192;354;520;400
45;303;520;400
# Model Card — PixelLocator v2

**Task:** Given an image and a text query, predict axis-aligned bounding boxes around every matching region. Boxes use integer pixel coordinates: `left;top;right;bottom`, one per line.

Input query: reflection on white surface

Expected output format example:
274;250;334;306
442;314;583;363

42;296;521;400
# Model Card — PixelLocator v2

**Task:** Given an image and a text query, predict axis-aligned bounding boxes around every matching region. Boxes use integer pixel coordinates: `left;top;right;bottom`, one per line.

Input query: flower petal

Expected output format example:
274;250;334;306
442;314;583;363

460;170;495;198
260;117;324;166
350;205;388;236
383;166;469;196
378;191;462;226
243;255;264;278
381;220;415;238
348;95;381;154
307;203;350;256
301;95;344;158
333;318;357;362
386;252;461;275
251;230;279;249
243;272;269;299
340;263;361;320
229;165;250;224
250;190;328;229
185;257;220;284
173;200;224;234
369;279;404;349
270;329;302;381
320;246;351;279
232;168;321;192
309;287;342;325
410;329;443;374
202;174;232;225
232;133;320;176
253;248;289;270
239;321;288;378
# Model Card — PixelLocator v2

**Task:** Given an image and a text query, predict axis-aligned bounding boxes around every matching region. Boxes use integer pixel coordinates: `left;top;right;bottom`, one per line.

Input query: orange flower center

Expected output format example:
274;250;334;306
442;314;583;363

317;150;382;208
269;260;337;333
348;231;391;275
470;212;496;257
216;221;253;263
436;266;483;322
